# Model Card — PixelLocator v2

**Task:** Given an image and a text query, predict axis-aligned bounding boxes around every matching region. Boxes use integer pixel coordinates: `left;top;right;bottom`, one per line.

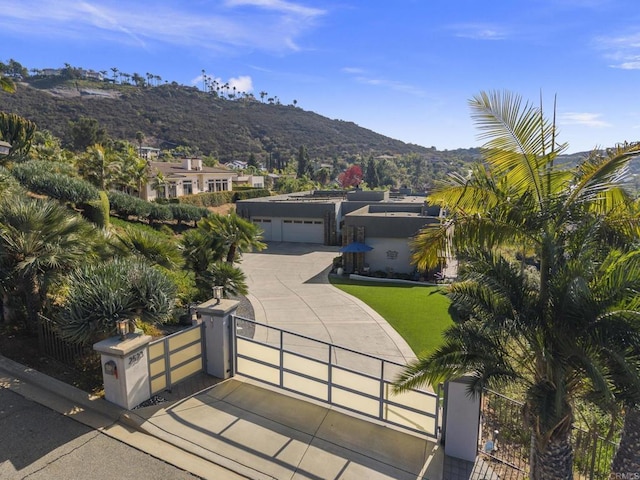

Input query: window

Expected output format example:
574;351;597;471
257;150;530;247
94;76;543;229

207;178;229;192
183;180;193;195
168;182;177;198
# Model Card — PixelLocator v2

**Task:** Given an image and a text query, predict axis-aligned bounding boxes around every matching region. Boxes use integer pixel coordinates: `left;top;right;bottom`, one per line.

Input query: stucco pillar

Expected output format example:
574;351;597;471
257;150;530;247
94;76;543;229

442;376;481;462
94;333;152;409
194;298;239;379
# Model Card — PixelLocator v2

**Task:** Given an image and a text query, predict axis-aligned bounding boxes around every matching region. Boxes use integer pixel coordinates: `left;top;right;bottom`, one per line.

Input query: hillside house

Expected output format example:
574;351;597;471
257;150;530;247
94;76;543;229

236;190;442;274
142;158;235;201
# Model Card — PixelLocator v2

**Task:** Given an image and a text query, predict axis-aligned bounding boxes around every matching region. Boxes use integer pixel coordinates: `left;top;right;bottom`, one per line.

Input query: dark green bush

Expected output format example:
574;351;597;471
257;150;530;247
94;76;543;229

148;203;173;222
168;203;209;224
80;190;110;228
232;188;271;201
108;191;151;219
179;191;234;207
12;161;99;203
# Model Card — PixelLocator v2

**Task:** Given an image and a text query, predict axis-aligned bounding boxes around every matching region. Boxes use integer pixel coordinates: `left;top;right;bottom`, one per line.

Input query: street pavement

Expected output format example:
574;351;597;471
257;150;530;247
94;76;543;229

0;387;198;480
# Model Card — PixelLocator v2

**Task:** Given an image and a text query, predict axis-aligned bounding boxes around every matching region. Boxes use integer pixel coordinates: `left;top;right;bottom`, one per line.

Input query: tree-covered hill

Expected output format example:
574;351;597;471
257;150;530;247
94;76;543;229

0;78;438;163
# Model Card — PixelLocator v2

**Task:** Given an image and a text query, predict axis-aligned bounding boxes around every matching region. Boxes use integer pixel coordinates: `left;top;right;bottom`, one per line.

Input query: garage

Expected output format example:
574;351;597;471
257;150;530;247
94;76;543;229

282;218;324;243
252;218;273;241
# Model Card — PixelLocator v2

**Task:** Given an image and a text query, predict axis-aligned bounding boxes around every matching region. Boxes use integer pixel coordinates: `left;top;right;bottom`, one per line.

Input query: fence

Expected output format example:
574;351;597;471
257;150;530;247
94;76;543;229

478;389;620;480
233;316;441;439
148;323;205;395
38;315;98;368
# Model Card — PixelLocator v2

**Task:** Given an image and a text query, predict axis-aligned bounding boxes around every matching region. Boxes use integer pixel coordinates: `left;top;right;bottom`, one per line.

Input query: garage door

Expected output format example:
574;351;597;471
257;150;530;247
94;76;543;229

282;219;324;243
252;218;273;241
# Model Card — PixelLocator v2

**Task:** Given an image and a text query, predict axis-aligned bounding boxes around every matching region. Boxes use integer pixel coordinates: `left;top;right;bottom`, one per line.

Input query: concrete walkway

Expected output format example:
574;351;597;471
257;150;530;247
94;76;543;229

241;243;416;366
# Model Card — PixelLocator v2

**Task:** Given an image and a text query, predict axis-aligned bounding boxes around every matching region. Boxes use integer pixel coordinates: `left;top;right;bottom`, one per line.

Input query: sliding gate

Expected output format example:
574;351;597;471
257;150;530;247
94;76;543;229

233;316;441;439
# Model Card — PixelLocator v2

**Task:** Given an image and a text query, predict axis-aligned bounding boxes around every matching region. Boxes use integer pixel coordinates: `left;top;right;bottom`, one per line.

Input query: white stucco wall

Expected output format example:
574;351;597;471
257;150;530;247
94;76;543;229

364;237;413;274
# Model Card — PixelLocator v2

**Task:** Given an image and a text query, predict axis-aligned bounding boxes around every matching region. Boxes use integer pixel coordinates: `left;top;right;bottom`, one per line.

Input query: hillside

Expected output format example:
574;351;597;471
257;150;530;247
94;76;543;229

0;79;436;163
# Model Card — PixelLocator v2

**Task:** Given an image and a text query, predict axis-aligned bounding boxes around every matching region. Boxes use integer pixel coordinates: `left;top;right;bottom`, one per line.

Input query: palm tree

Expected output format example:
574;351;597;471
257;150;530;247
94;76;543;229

203;261;248;297
201;213;266;264
0;195;98;336
399;90;640;479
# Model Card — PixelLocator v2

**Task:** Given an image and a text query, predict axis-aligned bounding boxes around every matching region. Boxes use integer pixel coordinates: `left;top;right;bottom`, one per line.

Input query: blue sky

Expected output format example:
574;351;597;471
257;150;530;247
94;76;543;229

2;0;640;153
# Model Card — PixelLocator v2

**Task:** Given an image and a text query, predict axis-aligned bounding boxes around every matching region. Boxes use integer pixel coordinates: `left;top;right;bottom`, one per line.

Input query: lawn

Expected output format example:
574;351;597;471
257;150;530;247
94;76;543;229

329;277;454;357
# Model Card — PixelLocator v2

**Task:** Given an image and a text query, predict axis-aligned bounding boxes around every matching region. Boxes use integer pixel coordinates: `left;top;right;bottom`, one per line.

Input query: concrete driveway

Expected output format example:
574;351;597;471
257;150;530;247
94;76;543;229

240;243;416;366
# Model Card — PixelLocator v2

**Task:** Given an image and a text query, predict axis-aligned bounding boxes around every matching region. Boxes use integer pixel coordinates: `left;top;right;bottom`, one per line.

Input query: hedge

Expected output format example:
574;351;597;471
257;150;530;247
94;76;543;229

232;188;271;201
11;161;99;204
168;203;209;224
179;191;234;207
108;191;152;219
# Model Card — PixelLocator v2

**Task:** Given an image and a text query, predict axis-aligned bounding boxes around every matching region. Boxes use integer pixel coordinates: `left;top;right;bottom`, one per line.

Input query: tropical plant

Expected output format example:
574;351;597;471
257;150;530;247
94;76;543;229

111;226;182;270
397;90;640;479
199;213;266;264
56;258;176;345
0;112;36;163
202;261;248;297
0;194;98;334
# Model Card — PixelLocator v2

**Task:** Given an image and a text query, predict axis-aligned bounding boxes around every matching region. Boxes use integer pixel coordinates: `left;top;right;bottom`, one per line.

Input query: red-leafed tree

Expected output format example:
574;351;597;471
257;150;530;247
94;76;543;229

337;165;363;188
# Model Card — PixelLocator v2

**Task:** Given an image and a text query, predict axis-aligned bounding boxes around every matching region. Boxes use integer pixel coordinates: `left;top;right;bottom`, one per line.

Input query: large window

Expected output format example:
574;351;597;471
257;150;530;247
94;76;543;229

168;182;177;198
183;180;193;195
207;178;229;192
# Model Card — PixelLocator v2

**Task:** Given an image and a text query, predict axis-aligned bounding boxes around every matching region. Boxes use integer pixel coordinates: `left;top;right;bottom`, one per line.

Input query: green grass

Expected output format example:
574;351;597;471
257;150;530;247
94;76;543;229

330;277;453;357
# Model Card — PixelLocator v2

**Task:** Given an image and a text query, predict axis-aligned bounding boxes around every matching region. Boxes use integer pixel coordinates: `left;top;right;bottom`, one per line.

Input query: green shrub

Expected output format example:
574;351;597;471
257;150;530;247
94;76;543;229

80;190;110;228
169;203;209;224
148;203;173;222
179;191;234;207
12;161;99;203
232;188;271;201
108;191;151;219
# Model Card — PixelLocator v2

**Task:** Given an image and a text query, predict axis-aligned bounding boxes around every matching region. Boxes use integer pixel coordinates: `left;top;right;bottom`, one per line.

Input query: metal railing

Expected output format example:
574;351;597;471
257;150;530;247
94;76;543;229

38;314;98;368
478;389;620;480
232;316;441;439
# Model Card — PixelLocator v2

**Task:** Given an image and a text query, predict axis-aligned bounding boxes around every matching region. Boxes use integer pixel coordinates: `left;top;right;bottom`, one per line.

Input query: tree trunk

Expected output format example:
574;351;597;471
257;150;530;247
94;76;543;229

226;243;236;264
531;430;573;480
611;405;640;475
1;291;13;324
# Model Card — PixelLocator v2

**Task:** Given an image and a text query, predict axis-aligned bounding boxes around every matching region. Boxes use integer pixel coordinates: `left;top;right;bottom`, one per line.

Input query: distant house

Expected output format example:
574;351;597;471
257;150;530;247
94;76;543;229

233;174;265;188
142;158;235;201
139;146;161;160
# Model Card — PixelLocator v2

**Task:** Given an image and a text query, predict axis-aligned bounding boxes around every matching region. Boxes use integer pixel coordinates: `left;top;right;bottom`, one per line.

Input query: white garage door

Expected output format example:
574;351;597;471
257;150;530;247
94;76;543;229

252;218;273;241
282;219;324;243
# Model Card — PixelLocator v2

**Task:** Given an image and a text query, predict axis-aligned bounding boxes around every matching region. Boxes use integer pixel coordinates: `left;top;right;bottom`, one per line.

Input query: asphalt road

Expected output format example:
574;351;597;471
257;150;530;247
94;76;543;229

0;388;200;480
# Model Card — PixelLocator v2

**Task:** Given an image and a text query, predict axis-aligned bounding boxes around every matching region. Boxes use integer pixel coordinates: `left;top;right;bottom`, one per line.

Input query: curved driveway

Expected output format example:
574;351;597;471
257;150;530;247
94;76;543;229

240;243;416;368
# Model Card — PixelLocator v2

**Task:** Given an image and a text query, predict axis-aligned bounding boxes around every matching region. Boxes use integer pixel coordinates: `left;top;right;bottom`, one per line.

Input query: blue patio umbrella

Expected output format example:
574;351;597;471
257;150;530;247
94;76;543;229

340;242;373;253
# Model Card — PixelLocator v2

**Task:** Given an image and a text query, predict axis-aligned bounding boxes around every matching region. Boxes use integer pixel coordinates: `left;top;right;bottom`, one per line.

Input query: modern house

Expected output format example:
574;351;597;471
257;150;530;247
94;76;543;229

236;189;442;274
142;158;236;201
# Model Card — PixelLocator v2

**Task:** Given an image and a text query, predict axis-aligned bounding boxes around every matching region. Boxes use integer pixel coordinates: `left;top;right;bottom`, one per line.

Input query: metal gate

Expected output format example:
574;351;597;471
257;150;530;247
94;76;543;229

232;316;441;439
148;323;205;395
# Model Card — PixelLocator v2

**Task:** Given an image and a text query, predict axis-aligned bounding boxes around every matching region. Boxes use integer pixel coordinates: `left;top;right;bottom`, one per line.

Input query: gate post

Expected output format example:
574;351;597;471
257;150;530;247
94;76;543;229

442;376;481;462
93;333;152;409
195;298;239;379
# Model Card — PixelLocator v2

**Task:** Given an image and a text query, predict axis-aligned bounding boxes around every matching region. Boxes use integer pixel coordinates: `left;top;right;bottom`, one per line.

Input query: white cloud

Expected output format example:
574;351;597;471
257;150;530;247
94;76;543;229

0;0;326;53
560;112;611;128
224;0;325;17
447;23;509;40
594;31;640;69
229;75;254;93
342;67;426;97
